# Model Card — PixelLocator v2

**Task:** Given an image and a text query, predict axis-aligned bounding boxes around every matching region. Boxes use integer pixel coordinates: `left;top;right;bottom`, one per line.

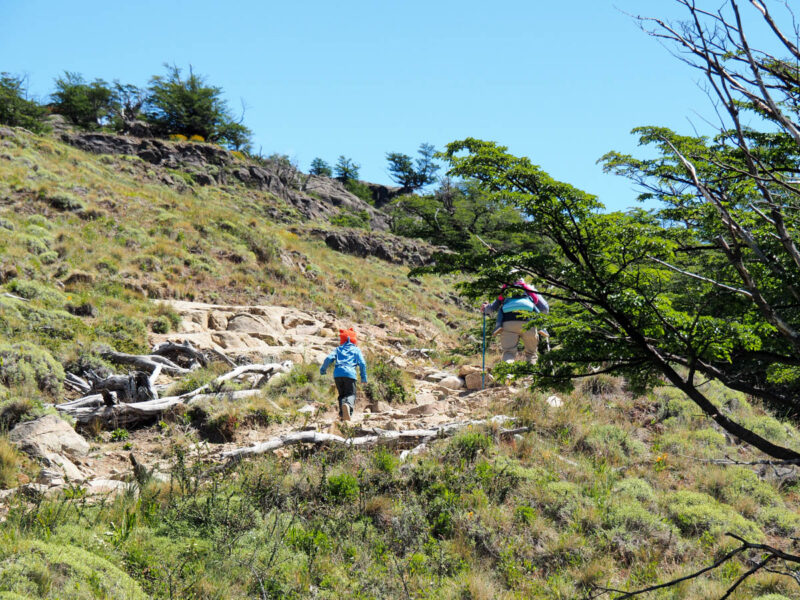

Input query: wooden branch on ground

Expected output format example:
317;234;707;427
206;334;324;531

181;362;292;399
221;415;517;460
151;341;208;368
101;348;190;376
64;372;92;394
87;369;157;404
56;388;279;426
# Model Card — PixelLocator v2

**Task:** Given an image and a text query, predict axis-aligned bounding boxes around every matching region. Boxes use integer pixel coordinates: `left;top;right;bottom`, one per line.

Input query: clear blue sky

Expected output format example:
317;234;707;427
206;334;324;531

3;0;721;211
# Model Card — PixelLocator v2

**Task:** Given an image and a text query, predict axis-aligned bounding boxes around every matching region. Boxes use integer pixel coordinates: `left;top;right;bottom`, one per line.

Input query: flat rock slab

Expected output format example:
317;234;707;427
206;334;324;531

10;414;90;458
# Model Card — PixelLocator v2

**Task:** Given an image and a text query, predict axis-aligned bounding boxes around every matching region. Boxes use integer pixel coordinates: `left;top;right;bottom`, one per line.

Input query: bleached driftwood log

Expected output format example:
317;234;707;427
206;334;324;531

86;368;159;404
221;415;519;460
64;372;92;394
57;363;291;427
59;396;191;427
101;348;190;376
181;362;292;399
151;341;208;368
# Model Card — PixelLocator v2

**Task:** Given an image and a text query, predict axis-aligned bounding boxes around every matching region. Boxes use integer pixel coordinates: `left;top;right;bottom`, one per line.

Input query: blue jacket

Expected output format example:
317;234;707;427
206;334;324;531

320;342;368;382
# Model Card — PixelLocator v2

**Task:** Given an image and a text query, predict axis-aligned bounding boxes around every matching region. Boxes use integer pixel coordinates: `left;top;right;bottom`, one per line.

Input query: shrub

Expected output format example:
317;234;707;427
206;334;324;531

189;134;205;142
169;133;188;142
0;342;64;396
95;316;147;354
365;357;409;405
448;431;492;463
6;279;66;308
578;424;646;463
150;315;170;334
372;447;398;474
330;209;371;229
612;478;656;503
327;472;359;503
701;466;781;508
758;505;800;536
664;490;763;539
0;540;147;599
43;191;85;211
111;428;129;442
344;179;374;204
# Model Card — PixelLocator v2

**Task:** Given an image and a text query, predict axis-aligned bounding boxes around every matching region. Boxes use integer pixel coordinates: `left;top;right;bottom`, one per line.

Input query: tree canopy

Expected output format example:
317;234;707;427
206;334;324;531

0;73;48;133
144;65;252;150
418;0;800;468
51;72;113;129
386;143;440;191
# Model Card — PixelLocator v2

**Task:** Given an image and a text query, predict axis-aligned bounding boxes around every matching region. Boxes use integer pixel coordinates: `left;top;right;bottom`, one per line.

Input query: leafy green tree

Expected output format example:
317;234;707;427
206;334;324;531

386;152;416;188
390;178;527;252
386;143;440;191
428;136;800;465
144;64;252;149
334;155;360;182
109;81;146;125
309;157;332;177
51;72;113;128
0;73;48;133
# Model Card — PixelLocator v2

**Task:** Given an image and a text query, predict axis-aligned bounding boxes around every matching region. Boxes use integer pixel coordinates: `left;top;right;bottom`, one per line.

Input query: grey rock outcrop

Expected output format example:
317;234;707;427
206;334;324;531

9;414;90;458
60;131;390;230
315;229;436;266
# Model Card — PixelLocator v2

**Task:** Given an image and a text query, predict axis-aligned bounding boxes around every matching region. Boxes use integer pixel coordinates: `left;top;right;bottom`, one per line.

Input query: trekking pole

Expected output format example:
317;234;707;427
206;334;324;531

481;311;486;390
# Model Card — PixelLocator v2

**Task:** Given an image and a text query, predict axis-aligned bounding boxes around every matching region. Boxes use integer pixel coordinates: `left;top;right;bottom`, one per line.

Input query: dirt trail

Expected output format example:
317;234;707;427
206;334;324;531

80;300;511;483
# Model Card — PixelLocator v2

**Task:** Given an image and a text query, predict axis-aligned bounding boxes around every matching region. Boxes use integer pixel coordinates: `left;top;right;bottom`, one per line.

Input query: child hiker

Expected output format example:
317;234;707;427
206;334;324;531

320;328;368;421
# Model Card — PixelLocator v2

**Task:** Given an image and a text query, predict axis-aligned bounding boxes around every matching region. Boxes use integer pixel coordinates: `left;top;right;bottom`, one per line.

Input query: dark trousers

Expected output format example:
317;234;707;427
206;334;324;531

334;377;357;411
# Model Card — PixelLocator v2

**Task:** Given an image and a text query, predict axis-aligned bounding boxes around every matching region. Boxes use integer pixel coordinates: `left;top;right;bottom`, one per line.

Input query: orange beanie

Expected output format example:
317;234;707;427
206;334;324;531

339;328;357;345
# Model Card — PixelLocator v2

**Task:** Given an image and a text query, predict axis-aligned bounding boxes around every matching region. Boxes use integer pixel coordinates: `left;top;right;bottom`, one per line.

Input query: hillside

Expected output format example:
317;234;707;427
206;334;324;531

2;125;800;599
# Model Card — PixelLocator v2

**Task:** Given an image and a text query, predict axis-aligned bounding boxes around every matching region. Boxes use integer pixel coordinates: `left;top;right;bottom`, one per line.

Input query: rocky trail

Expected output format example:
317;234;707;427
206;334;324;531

2;301;520;511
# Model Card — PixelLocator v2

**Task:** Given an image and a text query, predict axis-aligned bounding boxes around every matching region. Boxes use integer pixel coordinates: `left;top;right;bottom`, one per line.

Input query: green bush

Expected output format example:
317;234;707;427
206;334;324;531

110;428;129;442
757;505;800;536
95;316;147;354
365;357;409;405
327;473;359;503
579;424;646;462
0;342;64;396
448;431;492;463
344;179;374;204
612;478;656;503
664;490;763;539
330;209;371;229
0;540;147;599
42;191;85;211
149;315;170;334
6;280;66;308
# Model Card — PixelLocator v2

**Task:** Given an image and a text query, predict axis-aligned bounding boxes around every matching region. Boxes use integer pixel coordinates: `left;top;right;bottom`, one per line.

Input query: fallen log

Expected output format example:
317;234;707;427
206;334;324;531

151;341;208;368
101;349;190;376
220;415;516;459
87;369;157;403
181;362;292;399
60;397;189;427
56;388;279;426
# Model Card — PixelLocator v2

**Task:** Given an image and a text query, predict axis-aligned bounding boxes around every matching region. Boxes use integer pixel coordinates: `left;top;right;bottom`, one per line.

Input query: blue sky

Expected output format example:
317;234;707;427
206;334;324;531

3;0;724;211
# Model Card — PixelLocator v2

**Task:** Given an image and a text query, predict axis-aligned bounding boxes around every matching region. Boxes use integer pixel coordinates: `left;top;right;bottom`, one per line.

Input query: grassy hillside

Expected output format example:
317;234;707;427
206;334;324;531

0;126;467;426
2;127;800;599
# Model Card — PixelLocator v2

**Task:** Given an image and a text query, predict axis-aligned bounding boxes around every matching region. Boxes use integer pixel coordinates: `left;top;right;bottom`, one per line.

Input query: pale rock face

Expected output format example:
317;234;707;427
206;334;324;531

9;414;90;458
458;364;482;377
465;372;492;390
438;376;464;390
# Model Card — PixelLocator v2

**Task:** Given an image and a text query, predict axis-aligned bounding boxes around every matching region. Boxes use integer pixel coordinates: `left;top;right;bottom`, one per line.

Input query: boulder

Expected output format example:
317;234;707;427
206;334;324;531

458;364;482;377
368;400;392;413
465;372;492;390
546;395;563;408
407;403;436;416
438;376;464;390
226;313;268;333
9;414;90;458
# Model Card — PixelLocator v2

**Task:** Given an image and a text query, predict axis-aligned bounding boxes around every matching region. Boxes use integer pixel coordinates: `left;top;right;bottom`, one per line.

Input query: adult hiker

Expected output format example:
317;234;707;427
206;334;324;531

320;327;368;421
482;276;549;364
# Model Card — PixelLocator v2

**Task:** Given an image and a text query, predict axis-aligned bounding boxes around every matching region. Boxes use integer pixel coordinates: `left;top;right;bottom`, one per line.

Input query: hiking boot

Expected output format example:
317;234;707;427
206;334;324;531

340;404;352;421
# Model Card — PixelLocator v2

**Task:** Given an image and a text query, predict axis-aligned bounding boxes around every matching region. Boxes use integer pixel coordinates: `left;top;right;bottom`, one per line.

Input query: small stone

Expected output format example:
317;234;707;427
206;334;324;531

298;404;316;415
546;395;563;408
